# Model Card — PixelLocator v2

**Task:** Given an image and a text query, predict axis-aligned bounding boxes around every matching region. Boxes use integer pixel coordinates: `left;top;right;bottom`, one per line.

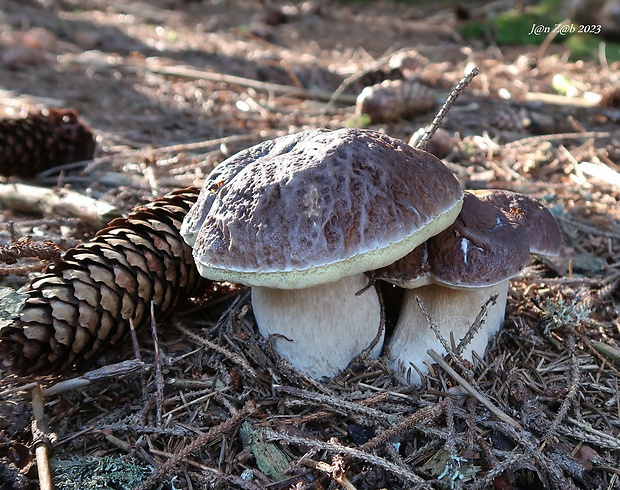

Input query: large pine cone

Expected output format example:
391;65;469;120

0;188;208;375
0;108;96;177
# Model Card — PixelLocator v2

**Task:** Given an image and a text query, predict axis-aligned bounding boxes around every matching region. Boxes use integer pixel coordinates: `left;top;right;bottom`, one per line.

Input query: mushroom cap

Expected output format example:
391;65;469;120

374;242;431;288
429;192;530;288
470;189;562;256
377;192;531;289
181;138;285;247
182;128;464;289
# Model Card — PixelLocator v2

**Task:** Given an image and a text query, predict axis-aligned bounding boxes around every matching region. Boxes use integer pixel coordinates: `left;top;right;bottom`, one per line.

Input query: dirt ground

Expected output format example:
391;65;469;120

1;0;620;489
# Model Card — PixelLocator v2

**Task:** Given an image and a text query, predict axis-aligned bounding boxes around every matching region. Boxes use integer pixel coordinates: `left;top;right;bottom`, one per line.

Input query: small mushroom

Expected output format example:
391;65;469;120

182;128;463;378
470;189;562;256
377;191;561;384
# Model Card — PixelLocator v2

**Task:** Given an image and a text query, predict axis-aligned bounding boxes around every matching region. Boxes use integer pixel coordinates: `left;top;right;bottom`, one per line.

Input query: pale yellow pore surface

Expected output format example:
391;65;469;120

251;273;383;378
194;197;463;290
387;282;508;385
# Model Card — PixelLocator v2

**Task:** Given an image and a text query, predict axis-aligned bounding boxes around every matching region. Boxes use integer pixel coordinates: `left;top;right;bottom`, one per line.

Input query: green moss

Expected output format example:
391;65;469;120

458;21;490;42
458;4;564;46
457;0;620;61
496;12;554;45
344;113;372;128
565;34;620;63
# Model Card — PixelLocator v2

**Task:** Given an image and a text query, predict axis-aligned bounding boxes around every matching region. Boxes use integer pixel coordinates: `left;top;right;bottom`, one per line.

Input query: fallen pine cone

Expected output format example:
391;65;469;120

356;78;436;124
488;106;560;135
0;187;209;375
0;108;96;178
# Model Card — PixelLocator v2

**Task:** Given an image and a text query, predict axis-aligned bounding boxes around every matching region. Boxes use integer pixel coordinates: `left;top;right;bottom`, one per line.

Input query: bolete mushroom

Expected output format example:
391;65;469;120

377;190;561;383
181;128;463;378
471;189;562;256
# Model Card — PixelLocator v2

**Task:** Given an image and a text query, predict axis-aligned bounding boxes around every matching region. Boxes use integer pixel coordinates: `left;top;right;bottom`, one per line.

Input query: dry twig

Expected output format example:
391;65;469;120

0;182;121;228
30;385;53;490
0;238;62;266
275;385;401;424
176;323;258;379
360;399;447;452
414;67;479;151
133;401;257;490
150;304;165;428
427;349;522;430
265;429;432;488
540;333;581;451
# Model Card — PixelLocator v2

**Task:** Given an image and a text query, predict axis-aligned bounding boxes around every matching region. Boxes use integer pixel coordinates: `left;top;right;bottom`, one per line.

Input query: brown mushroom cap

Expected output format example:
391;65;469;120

470;189;562;256
375;243;430;288
428;192;530;288
377;192;531;288
182;128;464;289
181;137;289;247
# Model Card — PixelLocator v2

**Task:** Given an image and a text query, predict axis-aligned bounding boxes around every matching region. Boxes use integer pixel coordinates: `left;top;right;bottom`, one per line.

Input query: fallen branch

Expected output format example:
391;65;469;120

0;360;148;397
0;263;50;276
427;349;522;430
0;238;62;265
31;385;53;490
591;340;620;365
0;182;121;228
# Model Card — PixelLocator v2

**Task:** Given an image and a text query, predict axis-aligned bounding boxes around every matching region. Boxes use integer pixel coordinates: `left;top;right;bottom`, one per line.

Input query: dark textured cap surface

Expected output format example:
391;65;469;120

184;128;463;288
181;137;285;246
429;192;530;287
472;189;562;256
379;192;531;288
374;243;430;287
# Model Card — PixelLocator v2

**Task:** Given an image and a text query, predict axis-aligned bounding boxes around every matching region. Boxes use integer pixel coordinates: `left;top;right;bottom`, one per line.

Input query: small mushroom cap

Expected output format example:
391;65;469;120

470;189;562;256
183;128;464;289
377;192;531;289
374;243;431;288
429;192;530;288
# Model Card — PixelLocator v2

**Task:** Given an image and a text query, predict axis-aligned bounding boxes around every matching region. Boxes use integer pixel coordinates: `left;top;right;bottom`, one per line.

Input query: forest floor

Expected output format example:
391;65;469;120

0;0;619;489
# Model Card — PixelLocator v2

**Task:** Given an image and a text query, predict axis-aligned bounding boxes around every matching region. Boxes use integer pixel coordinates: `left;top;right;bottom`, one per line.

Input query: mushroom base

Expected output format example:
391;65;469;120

387;281;508;384
251;274;383;379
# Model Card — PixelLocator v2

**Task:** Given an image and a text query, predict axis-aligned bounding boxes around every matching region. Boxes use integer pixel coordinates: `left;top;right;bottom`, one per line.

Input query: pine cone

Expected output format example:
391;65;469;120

355;78;436;124
489;106;532;132
489;106;559;134
0;188;209;375
0;108;96;177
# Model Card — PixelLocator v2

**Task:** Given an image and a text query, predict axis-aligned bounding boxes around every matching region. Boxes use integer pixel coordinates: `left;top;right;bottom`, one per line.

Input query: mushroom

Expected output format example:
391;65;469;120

377;190;561;383
470;189;562;256
181;128;463;378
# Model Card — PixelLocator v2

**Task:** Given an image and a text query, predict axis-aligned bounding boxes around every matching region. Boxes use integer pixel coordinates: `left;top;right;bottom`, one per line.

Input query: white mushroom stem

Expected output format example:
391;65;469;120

251;273;383;379
386;281;509;384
